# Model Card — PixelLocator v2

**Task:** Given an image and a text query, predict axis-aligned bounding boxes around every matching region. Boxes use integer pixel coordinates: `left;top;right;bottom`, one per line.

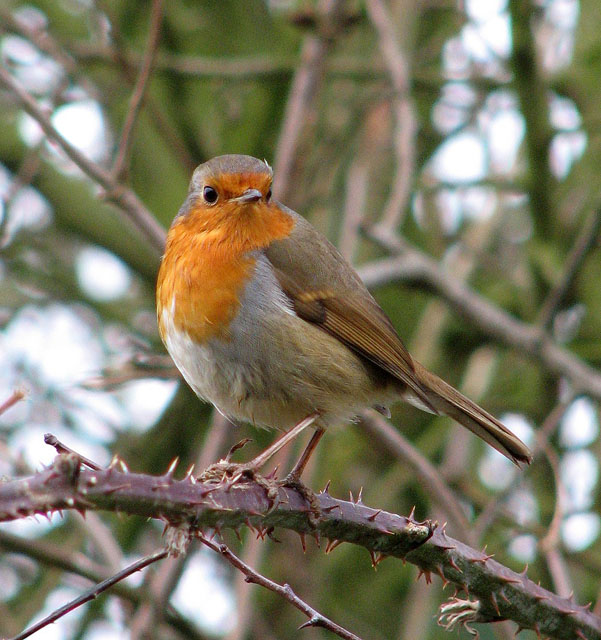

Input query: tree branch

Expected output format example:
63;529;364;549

0;65;166;254
199;534;362;640
359;228;601;399
2;454;600;640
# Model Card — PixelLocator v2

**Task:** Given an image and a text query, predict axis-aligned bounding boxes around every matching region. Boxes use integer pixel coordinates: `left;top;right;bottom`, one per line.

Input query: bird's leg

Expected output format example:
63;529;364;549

280;427;326;525
199;413;318;492
284;427;325;482
241;413;319;473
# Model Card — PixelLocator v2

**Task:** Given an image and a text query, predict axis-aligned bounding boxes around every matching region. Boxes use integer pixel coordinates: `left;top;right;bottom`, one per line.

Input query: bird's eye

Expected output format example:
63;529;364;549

203;186;218;204
266;188;272;202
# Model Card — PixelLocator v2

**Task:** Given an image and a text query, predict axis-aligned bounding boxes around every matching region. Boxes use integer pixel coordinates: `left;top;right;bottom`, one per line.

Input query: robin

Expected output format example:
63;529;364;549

156;154;531;488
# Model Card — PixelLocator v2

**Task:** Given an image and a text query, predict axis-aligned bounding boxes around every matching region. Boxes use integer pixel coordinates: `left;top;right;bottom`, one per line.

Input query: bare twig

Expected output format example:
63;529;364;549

9;549;169;640
537;205;601;328
508;0;555;239
273;0;344;202
0;388;26;417
111;0;163;180
44;433;102;470
0;66;166;253
473;399;570;540
365;0;416;231
360;228;601;399
200;534;362;640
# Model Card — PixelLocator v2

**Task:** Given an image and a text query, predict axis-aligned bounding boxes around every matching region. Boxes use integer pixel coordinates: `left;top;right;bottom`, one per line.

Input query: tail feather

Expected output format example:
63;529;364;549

412;362;532;465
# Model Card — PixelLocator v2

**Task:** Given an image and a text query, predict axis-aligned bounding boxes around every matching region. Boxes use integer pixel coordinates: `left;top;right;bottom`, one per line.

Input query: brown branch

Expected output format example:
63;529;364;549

0;389;25;416
537;206;601;328
272;0;345;202
508;0;555;239
9;549;169;640
0;66;166;254
365;0;416;231
199;534;362;640
0;532;209;639
359;228;601;399
111;0;163;181
2;454;601;639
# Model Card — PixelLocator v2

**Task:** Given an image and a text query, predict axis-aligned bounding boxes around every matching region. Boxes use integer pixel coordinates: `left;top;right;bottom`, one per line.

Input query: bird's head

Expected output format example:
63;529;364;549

168;155;292;251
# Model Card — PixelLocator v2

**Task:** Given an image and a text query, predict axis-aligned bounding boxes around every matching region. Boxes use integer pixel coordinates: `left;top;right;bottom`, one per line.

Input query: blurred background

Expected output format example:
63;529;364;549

0;0;600;638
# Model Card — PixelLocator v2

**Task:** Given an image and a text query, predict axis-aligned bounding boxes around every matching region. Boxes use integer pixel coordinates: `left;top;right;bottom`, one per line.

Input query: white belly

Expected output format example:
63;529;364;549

161;254;396;429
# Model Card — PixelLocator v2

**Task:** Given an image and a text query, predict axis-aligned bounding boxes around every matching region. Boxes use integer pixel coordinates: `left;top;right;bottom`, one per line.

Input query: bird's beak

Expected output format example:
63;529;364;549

232;188;263;204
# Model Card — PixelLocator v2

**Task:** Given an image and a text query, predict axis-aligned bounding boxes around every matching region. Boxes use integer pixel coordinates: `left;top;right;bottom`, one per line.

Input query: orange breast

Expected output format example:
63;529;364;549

158;243;255;344
157;199;294;344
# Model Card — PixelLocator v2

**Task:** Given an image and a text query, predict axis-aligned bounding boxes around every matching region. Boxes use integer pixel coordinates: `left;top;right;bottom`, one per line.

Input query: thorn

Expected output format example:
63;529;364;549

357;486;364;504
298;616;319;630
321;480;331;494
575;630;587;640
266;527;280;543
349;489;354;503
233;527;242;541
533;623;541;640
416;569;432;584
499;590;511;604
533;592;550;603
435;566;449;588
164;457;179;477
312;531;321;548
448;556;463;574
299;533;306;553
490;592;500;616
325;539;343;554
367;509;382;522
468;552;494;565
264;465;279;480
408;505;416;520
184;464;195;479
322;504;342;513
519;564;529;577
369;549;381;568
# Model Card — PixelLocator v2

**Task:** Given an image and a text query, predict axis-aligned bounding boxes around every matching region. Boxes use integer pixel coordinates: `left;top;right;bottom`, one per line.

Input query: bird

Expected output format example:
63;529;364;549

156;154;531;487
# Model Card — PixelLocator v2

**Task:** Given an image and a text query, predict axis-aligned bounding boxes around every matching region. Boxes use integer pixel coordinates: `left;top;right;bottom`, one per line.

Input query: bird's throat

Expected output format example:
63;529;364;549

157;203;293;344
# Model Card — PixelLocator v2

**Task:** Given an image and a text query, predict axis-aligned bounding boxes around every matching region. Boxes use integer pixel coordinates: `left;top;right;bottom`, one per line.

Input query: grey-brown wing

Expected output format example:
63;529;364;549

265;208;435;411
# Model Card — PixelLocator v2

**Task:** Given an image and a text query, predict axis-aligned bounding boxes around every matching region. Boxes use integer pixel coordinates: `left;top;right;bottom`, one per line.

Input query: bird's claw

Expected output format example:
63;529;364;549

280;473;322;527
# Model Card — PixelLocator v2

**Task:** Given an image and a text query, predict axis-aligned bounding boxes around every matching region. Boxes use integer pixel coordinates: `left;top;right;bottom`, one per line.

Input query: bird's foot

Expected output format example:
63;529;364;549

280;472;321;527
199;459;281;506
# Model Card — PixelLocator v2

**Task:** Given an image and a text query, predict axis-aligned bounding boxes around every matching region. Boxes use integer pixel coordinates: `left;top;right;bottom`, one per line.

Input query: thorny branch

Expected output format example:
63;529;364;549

1;454;601;640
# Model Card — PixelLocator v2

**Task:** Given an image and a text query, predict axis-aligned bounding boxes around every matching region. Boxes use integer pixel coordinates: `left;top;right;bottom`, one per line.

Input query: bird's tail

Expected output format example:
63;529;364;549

411;361;532;465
